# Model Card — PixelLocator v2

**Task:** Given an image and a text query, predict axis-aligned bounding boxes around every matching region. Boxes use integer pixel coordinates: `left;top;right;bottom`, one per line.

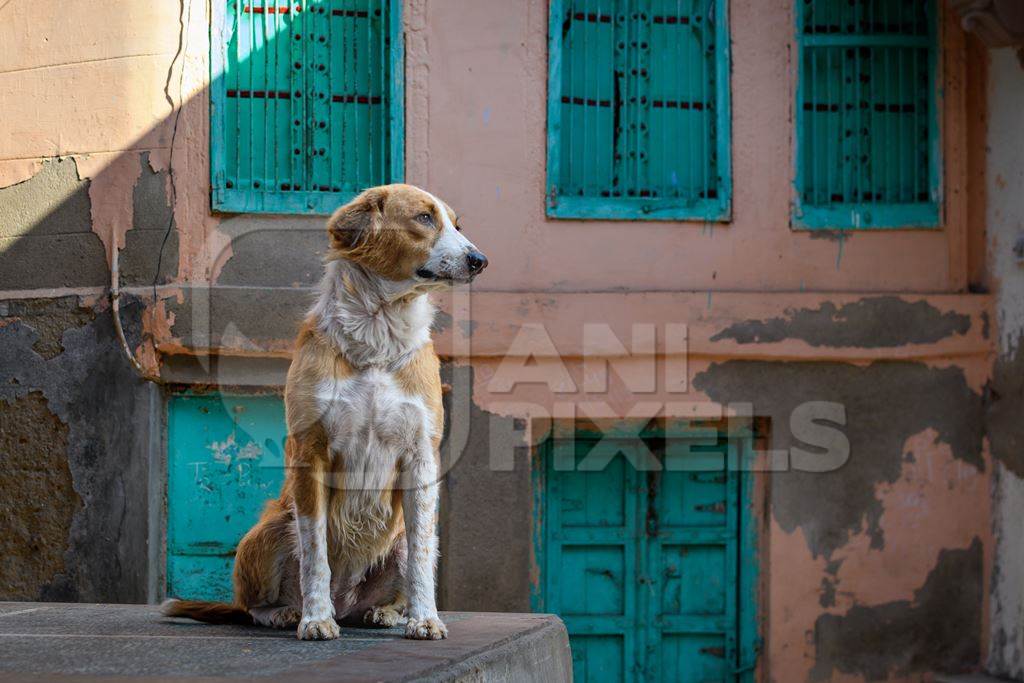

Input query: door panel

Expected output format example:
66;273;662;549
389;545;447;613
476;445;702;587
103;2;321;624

661;634;730;683
561;546;627;616
166;393;286;601
661;544;726;616
535;433;757;683
571;635;627;683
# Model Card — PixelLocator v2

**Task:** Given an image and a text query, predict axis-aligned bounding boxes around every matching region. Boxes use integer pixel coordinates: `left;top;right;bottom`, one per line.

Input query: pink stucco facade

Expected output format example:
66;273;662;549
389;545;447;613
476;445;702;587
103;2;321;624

0;1;1013;681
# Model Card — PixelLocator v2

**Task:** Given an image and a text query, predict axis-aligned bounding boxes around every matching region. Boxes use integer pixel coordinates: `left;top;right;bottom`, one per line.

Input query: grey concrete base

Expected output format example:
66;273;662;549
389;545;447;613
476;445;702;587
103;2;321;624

0;603;571;683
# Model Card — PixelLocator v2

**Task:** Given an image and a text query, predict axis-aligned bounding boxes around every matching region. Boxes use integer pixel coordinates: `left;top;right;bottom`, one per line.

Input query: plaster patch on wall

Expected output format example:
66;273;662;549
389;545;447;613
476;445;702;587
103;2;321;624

987;337;1024;477
437;363;532;613
710;297;972;348
165;286;307;354
0;295;154;602
0;158;107;290
0;159;45;190
0;391;81;600
0;298;96;360
77;152;142;260
692;361;985;560
811;538;983;681
826;429;990;608
990;462;1024;678
121;152;178;287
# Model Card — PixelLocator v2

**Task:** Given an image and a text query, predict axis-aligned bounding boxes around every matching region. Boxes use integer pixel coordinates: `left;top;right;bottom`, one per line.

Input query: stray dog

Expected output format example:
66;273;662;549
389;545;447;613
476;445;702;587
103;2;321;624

164;184;487;640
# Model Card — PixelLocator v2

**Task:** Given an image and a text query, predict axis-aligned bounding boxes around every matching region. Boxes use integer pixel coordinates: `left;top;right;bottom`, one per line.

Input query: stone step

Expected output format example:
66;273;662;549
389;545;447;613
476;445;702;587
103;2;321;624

0;602;572;682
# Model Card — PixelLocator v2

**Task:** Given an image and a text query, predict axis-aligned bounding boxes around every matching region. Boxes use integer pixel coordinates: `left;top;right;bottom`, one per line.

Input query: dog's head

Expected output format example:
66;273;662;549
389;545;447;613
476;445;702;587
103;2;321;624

326;184;488;285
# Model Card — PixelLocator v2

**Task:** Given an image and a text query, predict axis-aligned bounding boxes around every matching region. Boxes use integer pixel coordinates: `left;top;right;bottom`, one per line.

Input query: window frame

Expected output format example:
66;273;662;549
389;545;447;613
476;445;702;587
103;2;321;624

791;0;941;231
544;0;732;222
210;0;405;216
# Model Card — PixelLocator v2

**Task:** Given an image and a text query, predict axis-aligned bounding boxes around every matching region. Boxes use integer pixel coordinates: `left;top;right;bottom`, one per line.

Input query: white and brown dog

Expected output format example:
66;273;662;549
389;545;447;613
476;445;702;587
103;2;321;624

163;184;487;640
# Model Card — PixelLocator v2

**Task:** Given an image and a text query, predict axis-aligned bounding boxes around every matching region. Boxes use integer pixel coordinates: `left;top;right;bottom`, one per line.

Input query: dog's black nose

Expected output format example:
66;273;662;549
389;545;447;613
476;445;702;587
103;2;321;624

466;250;488;273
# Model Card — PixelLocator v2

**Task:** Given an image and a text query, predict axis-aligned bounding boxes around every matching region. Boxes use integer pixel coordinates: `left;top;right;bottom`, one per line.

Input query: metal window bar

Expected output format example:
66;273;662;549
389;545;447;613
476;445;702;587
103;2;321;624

215;0;395;213
797;0;934;219
554;0;721;212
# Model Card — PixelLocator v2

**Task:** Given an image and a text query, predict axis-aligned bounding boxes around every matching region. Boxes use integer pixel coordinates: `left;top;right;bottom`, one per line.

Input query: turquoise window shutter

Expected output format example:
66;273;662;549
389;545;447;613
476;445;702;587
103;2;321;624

793;0;940;229
546;0;732;221
211;0;404;215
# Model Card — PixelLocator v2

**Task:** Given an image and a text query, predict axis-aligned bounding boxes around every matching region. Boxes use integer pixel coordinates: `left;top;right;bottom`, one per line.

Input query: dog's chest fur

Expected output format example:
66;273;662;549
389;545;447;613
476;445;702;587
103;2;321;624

315;367;434;552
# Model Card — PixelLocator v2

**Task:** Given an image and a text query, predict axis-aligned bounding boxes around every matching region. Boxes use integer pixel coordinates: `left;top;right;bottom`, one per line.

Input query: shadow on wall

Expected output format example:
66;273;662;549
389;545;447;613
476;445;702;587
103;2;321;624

0;1;342;603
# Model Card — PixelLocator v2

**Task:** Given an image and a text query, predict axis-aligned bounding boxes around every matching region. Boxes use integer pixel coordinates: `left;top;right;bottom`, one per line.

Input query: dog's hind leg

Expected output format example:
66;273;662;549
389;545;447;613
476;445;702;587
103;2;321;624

233;500;303;627
364;591;407;628
250;605;302;629
329;541;408;628
364;540;408;628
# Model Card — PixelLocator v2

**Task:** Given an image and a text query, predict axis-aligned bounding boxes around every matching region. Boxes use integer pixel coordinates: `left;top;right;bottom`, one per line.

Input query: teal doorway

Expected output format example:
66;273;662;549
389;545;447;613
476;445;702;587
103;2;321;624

532;427;760;682
166;392;287;601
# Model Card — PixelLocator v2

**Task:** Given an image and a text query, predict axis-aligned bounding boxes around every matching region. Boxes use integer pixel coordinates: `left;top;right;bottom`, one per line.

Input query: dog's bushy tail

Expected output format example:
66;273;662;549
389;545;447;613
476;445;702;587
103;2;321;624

161;598;253;625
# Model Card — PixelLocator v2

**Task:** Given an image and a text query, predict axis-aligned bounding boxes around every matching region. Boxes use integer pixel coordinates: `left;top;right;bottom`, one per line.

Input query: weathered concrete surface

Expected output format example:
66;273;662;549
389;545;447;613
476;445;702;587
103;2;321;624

0;159;107;290
689;359;990;681
986;47;1024;682
710;297;973;348
0;603;571;683
0;297;158;603
0;392;79;600
936;675;1018;683
215;214;326;288
812;539;983;681
438;365;532;613
163;286;313;355
693;361;985;559
119;152;178;288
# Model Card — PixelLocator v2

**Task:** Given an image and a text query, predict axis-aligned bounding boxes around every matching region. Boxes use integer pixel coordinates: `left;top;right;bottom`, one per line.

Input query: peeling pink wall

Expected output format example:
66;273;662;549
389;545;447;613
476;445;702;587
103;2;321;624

0;1;998;680
415;0;972;294
0;0;976;295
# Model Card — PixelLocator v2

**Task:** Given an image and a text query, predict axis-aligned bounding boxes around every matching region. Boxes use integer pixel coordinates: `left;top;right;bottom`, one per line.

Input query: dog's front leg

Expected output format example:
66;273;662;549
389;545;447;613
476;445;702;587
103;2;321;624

401;440;447;640
289;428;340;640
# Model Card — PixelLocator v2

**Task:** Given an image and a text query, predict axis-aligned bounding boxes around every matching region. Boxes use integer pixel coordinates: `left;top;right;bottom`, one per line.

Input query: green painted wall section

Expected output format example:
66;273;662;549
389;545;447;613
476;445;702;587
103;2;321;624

532;429;759;682
210;0;404;215
166;393;287;601
546;0;732;221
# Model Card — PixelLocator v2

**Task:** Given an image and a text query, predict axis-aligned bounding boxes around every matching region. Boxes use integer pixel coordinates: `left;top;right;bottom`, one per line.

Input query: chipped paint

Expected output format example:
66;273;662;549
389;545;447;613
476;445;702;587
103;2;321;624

0;296;156;602
710;297;972;348
0;2;1012;679
0;159;44;190
985;46;1024;681
75;153;143;261
812;539;983;681
0;390;80;599
207;433;263;466
693;361;985;559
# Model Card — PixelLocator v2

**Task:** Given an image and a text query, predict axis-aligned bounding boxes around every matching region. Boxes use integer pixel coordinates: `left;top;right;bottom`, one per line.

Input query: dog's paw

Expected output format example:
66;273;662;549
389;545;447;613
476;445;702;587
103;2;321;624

364;606;403;628
405;615;448;640
297;616;341;640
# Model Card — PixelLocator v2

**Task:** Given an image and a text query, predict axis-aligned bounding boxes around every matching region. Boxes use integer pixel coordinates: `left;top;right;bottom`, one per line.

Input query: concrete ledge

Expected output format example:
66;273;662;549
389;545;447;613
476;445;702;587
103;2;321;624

0;603;571;682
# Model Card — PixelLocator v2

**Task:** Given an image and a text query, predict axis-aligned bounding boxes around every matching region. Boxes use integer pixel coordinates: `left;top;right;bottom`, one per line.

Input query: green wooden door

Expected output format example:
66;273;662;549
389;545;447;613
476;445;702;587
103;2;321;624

166;393;287;601
533;430;758;682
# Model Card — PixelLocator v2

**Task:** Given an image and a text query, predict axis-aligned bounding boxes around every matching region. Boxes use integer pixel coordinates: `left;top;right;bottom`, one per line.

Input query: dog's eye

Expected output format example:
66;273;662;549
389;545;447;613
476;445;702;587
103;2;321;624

454;224;462;232
415;212;433;225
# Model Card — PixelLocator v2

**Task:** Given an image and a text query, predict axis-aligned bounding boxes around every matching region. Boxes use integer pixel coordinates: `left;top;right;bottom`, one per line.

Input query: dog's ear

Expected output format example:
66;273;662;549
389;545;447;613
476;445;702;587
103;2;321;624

327;187;386;252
